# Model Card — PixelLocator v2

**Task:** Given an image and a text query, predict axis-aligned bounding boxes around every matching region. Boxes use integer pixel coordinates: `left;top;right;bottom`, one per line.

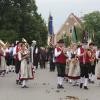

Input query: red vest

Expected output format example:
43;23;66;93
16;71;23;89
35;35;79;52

84;53;90;63
56;47;67;64
79;47;84;63
0;52;1;64
5;48;10;60
15;46;20;61
79;47;90;63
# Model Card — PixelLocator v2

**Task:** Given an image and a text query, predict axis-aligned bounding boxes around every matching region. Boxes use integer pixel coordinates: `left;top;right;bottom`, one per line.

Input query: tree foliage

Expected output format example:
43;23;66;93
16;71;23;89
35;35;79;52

75;26;83;42
84;11;100;32
0;0;48;46
83;11;100;46
95;32;100;47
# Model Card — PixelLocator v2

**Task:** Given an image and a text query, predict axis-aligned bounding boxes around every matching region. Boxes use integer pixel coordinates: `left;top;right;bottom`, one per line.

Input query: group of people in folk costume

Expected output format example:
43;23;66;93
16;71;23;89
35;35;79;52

0;40;15;76
0;39;36;88
55;39;100;90
0;38;100;90
14;39;49;88
0;39;56;88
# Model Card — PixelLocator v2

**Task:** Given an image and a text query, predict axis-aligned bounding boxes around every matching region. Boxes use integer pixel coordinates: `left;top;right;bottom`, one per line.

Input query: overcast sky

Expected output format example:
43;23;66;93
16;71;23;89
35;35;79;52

36;0;100;33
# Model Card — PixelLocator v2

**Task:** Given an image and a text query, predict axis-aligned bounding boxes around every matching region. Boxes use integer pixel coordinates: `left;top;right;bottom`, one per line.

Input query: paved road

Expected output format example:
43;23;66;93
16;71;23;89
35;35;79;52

0;64;100;100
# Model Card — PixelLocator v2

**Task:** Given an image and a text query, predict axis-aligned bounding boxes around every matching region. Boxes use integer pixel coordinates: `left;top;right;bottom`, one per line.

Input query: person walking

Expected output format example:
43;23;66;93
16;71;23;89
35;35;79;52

55;39;67;89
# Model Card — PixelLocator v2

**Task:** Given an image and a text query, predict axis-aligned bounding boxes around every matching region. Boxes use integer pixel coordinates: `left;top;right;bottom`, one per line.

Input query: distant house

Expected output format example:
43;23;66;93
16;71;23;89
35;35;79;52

56;13;82;42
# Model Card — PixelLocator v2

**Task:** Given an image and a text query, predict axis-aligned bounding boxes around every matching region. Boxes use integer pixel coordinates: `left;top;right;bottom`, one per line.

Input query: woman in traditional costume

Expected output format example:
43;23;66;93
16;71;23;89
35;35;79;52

5;43;11;73
68;45;80;86
95;47;100;85
19;43;34;88
65;47;71;81
0;41;7;76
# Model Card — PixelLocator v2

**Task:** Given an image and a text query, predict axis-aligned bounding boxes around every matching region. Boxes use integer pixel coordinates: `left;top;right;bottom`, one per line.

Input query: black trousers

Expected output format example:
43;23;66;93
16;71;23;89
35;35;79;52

50;60;55;71
88;62;96;75
80;62;90;78
56;62;66;77
15;61;21;74
40;60;46;69
33;58;39;69
6;58;10;66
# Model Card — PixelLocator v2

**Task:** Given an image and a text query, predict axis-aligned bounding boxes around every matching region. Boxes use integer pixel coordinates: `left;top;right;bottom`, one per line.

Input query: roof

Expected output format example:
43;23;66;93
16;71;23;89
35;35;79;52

57;13;82;35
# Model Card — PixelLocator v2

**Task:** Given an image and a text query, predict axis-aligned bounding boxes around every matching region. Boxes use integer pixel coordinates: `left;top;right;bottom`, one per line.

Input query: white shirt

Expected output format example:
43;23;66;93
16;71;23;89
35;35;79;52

13;46;17;56
35;48;38;54
67;51;71;60
54;48;61;57
77;48;81;56
96;50;100;59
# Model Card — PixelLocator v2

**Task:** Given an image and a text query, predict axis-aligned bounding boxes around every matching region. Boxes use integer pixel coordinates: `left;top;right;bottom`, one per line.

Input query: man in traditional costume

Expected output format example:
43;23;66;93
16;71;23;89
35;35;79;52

88;43;96;83
30;40;36;64
8;43;15;72
13;41;22;84
39;47;47;69
48;44;56;71
33;44;40;69
96;48;100;86
30;40;40;69
55;39;67;89
78;44;91;90
95;47;100;85
96;47;100;63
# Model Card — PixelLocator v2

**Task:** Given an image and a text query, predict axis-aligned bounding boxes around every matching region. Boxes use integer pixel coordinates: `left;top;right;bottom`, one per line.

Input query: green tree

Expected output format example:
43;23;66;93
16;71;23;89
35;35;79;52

84;11;100;32
0;0;48;46
83;11;100;46
95;31;100;47
0;30;17;43
61;33;71;47
75;27;83;42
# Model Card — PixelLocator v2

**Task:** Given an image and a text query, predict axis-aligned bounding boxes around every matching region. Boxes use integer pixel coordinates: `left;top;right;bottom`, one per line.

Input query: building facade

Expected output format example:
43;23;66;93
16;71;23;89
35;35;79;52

56;13;82;42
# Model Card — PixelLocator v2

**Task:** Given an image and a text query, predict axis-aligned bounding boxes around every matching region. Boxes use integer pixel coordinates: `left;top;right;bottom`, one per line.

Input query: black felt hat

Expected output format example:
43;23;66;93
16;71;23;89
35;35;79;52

89;42;94;46
57;39;64;43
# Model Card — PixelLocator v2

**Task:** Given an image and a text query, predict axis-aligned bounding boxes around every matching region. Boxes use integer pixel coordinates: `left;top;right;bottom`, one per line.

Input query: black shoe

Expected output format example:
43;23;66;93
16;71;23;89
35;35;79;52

57;84;61;89
18;81;22;85
16;80;19;85
60;85;64;89
73;84;77;86
84;86;88;90
24;85;29;88
80;83;83;89
66;79;68;82
91;81;95;84
21;86;24;88
9;70;11;72
21;85;29;88
88;79;91;83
